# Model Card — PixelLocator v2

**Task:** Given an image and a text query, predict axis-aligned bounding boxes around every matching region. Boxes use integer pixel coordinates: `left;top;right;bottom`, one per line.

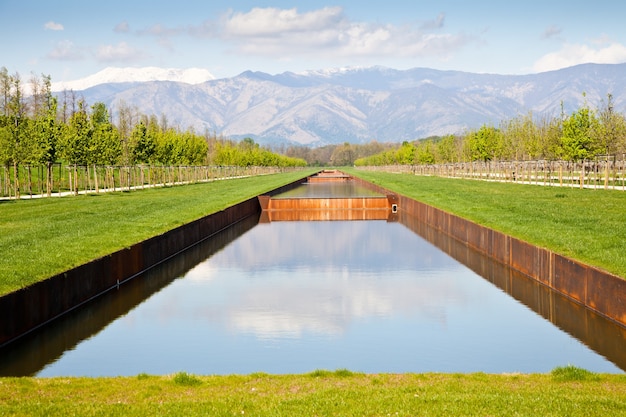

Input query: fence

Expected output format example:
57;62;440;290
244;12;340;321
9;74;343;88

1;164;302;199
357;159;626;191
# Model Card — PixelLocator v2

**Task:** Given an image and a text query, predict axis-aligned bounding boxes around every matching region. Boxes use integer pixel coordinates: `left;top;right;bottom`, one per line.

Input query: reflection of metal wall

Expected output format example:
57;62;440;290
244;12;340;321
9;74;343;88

0;214;260;376
350;173;626;328
0;176;309;348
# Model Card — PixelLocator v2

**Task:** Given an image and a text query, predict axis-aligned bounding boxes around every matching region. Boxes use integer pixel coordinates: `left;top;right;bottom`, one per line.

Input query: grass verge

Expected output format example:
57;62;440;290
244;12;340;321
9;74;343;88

0;170;316;296
0;369;625;416
347;169;626;279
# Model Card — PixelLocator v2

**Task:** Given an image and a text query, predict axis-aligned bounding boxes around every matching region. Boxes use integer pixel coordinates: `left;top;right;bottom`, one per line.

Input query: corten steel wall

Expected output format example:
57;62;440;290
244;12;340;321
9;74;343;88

268;197;390;210
350;173;626;328
0;175;310;348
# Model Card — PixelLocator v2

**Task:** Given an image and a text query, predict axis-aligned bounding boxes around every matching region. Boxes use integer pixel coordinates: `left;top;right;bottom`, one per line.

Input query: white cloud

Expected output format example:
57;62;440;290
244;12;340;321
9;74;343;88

533;39;626;72
215;6;472;60
542;25;562;40
114;21;130;33
96;41;144;62
222;6;345;37
47;40;83;61
44;21;64;31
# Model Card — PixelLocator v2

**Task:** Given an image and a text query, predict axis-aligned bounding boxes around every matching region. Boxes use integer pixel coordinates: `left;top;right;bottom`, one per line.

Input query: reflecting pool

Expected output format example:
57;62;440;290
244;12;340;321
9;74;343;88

2;212;623;377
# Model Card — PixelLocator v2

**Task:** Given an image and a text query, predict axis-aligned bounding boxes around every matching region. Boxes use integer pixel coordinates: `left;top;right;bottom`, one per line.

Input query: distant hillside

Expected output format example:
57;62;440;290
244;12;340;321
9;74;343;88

62;63;626;146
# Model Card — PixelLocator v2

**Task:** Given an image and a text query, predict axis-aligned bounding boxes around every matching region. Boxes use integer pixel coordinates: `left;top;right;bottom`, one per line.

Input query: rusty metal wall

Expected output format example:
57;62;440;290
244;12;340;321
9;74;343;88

268;197;390;210
399;209;626;369
391;190;626;328
350;171;626;328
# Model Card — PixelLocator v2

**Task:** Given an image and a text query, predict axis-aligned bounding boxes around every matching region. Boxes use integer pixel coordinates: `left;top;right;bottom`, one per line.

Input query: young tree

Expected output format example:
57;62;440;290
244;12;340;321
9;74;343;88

30;76;61;195
560;106;600;161
0;67;11;117
60;99;91;165
466;125;503;161
596;93;626;156
91;102;121;165
6;72;28;198
435;134;459;163
130;119;156;164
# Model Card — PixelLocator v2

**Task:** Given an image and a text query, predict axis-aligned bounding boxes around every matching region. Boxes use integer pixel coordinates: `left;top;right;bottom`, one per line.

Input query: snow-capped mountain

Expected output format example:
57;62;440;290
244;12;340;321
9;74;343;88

61;63;626;146
51;67;215;92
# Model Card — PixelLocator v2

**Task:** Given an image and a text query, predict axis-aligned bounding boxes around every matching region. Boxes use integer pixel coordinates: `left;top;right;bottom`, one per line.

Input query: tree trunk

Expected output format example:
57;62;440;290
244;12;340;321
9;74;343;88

46;162;53;197
73;165;78;196
26;165;32;197
94;165;99;193
13;162;20;199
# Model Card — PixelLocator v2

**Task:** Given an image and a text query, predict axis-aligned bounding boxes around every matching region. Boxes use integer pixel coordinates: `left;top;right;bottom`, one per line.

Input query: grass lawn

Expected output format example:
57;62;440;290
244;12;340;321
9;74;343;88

2;168;626;416
347;169;626;279
0;368;625;416
0;170;317;296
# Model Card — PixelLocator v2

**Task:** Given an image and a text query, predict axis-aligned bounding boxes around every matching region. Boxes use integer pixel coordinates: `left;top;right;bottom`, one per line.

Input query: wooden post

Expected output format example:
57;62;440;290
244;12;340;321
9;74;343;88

580;162;584;189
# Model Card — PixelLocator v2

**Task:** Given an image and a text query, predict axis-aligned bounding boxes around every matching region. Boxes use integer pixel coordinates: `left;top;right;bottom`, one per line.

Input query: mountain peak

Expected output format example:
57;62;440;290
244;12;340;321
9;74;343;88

51;66;215;92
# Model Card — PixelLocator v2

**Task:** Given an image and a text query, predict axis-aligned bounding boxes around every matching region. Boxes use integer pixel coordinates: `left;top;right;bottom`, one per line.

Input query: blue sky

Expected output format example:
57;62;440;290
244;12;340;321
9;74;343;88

2;0;626;83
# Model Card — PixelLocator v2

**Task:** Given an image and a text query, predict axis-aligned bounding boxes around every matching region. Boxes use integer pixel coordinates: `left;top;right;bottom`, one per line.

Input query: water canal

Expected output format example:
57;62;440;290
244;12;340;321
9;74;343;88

1;178;625;376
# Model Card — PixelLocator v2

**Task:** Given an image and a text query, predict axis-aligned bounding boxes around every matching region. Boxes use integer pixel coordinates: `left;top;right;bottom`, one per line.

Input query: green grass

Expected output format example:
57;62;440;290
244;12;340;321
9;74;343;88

347;169;626;279
0;370;625;416
0;170;316;296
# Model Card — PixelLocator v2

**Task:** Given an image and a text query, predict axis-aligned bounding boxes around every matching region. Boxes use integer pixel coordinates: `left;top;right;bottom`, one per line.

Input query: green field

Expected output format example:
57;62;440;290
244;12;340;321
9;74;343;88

0;368;625;416
348;169;626;279
2;169;626;415
0;170;316;296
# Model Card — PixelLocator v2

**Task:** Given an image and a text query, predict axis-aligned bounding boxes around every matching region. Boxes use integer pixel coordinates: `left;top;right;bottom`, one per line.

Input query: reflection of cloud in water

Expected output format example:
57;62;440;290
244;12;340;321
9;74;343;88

218;263;468;340
161;220;475;341
184;261;217;282
211;221;457;273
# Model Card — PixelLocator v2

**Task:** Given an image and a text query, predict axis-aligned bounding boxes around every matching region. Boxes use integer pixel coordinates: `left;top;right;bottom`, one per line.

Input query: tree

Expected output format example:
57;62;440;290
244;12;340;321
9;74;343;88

91;102;121;165
30;76;61;195
415;140;435;164
0;67;11;117
6;72;28;198
60;99;91;165
596;93;626;156
435;134;459;163
395;141;416;164
116;100;139;165
466;125;503;161
560;105;600;161
130;120;156;164
330;142;355;166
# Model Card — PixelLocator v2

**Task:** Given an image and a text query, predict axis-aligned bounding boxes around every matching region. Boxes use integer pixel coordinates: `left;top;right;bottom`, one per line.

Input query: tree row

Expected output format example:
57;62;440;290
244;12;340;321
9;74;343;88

355;94;626;166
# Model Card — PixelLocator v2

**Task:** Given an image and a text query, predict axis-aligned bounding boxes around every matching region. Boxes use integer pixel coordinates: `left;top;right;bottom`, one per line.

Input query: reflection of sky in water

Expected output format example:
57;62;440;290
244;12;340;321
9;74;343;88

38;221;623;376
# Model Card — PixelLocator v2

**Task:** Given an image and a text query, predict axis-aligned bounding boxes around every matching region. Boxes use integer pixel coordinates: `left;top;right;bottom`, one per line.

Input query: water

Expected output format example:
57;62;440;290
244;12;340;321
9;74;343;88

272;181;384;198
2;212;623;377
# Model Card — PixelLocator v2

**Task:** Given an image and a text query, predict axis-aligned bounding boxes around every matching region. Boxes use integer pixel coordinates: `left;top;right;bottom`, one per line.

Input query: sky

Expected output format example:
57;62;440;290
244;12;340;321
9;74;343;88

2;0;626;83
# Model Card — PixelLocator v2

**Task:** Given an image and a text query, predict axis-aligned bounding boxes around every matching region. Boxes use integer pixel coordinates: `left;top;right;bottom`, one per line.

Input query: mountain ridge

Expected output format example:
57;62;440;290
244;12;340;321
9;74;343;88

63;63;626;146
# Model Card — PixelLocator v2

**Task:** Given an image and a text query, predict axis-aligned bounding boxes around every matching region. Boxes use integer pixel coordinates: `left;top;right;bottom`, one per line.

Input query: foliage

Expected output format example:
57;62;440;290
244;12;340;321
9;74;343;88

465;124;504;161
212;137;306;167
560;105;600;161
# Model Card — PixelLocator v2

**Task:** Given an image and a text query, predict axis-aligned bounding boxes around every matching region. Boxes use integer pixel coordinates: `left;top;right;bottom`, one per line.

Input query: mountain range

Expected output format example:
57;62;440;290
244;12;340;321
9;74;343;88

57;63;626;146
